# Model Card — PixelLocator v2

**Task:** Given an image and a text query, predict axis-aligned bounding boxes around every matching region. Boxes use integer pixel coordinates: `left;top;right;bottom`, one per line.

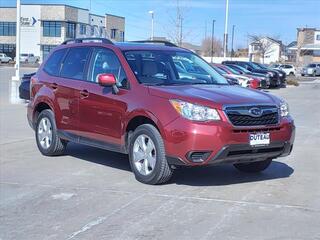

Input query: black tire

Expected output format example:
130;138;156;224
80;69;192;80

128;124;173;185
234;159;272;173
289;72;294;76
35;109;67;156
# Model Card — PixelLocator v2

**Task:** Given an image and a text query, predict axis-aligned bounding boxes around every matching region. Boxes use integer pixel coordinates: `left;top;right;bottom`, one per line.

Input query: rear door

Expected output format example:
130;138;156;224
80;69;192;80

53;47;91;136
78;47;129;149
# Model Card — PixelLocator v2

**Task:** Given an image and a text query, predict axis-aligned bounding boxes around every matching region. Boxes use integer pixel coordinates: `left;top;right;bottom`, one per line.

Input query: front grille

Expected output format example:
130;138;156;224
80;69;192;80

225;105;279;126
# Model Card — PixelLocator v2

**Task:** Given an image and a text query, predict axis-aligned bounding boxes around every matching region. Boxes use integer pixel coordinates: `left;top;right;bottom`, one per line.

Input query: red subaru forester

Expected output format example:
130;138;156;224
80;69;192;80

27;38;295;184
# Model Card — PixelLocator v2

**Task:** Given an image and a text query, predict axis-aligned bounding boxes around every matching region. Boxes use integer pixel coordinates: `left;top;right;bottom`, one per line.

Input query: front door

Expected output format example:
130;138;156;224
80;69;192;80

78;47;129;149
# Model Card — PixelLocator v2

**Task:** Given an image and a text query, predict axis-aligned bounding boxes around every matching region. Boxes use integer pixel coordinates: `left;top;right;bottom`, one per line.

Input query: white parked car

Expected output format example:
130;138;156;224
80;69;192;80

270;64;296;76
14;53;39;63
0;53;12;63
301;63;320;77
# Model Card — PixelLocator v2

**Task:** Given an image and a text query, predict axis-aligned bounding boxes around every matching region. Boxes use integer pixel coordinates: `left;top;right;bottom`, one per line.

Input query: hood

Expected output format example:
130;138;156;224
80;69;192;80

149;85;279;109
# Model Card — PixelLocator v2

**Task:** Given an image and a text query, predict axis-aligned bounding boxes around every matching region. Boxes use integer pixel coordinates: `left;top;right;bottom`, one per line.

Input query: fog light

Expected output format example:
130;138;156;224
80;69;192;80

186;151;211;163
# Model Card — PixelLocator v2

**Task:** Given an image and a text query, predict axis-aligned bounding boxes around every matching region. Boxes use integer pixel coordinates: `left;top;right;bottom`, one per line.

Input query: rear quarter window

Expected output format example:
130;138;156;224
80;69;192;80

43;48;67;76
60;47;91;80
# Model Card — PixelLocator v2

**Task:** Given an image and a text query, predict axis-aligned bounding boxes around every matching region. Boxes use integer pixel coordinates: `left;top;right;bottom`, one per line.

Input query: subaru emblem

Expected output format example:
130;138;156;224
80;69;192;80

249;107;263;117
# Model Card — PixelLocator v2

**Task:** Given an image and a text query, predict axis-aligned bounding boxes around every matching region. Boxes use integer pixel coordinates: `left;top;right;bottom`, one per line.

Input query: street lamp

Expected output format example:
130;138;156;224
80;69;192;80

211;20;215;63
148;10;154;40
12;0;21;81
223;0;229;58
231;25;235;60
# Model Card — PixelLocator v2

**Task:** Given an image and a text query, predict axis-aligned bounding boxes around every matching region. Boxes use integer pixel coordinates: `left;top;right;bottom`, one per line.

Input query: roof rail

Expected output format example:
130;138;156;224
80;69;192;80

130;40;178;47
62;38;113;45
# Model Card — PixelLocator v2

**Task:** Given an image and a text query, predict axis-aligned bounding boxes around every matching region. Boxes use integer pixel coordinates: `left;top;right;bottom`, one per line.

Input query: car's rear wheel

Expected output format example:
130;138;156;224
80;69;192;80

35;109;67;156
129;124;173;185
233;159;272;173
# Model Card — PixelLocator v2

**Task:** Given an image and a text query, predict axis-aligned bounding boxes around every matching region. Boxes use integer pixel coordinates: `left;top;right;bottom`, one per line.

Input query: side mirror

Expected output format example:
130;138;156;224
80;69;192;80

98;73;117;86
98;73;119;94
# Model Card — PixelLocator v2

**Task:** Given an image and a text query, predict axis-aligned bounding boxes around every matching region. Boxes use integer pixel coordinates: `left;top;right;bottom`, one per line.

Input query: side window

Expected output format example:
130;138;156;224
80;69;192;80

43;48;67;76
90;48;128;88
60;47;91;80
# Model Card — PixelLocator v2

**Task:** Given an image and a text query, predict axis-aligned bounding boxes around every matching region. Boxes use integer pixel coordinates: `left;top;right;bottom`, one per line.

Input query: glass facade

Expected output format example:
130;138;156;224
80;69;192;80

41;45;57;60
43;21;61;37
0;22;16;36
80;24;86;35
0;44;15;57
66;22;76;38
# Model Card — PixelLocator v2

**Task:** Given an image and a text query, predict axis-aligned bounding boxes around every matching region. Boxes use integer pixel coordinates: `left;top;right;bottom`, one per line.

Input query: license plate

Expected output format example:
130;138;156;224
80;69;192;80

249;133;270;146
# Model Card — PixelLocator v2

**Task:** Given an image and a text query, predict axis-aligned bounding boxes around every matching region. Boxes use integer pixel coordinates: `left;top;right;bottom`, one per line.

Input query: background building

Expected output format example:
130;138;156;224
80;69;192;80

0;4;125;61
248;37;282;64
290;27;320;65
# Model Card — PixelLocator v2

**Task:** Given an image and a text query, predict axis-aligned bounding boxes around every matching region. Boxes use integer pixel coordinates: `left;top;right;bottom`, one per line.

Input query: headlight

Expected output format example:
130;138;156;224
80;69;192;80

267;71;274;77
280;102;289;117
170;99;220;121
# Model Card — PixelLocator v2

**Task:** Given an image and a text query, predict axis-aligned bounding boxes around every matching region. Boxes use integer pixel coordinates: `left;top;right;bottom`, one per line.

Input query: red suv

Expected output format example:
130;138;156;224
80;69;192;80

27;38;295;184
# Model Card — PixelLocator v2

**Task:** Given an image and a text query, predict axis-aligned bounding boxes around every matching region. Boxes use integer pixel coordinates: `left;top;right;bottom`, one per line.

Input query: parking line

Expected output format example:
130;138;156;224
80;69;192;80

66;194;144;240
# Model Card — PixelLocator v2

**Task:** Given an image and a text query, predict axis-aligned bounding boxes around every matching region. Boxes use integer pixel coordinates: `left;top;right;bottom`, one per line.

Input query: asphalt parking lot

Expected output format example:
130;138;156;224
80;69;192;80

1;66;320;240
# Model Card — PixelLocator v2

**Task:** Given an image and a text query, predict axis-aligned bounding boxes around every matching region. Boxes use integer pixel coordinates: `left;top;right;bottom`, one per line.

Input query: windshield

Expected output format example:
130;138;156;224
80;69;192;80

212;65;227;75
124;50;228;85
251;62;266;70
228;64;251;74
222;65;240;74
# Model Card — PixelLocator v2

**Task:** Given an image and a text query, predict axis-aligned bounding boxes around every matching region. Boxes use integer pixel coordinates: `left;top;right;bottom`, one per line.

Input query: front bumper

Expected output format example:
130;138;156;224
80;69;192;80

164;115;295;166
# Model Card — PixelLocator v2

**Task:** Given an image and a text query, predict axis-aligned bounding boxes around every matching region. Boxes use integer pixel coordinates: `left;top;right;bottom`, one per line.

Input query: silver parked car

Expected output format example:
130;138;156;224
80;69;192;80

301;63;320;77
0;53;12;63
14;53;40;64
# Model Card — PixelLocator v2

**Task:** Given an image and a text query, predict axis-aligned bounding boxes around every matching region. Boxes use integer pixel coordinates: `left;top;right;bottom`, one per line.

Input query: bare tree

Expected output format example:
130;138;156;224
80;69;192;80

201;37;223;57
249;35;276;63
164;0;192;46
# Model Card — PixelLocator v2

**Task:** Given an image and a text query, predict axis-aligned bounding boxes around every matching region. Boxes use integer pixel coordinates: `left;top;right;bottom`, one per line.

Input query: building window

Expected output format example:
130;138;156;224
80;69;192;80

80;24;86;35
99;27;104;37
0;44;15;57
120;31;125;41
316;34;320;41
0;22;16;36
42;21;61;37
41;45;57;60
111;28;117;39
66;22;76;38
90;26;95;36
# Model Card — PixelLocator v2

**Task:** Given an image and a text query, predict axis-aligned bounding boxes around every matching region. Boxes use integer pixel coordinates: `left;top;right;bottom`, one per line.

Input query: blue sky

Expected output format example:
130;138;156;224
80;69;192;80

1;0;320;48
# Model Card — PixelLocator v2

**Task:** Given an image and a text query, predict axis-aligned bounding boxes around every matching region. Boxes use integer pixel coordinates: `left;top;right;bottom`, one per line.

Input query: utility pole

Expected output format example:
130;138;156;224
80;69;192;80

223;0;229;58
231;25;235;60
179;16;183;46
211;20;215;63
12;0;21;81
149;11;154;40
204;21;207;39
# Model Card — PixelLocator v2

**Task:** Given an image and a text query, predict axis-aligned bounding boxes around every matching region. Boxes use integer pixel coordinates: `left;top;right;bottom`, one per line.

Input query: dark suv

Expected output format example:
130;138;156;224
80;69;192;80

27;38;295;184
222;61;281;88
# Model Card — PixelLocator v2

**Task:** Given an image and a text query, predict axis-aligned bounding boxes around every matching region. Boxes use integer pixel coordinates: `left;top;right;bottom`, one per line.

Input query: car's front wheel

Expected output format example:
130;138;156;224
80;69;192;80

129;124;173;185
234;159;272;173
35;109;67;156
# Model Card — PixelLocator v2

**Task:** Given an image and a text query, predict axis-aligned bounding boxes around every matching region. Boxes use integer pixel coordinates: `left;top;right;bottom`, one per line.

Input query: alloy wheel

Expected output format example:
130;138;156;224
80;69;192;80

133;134;156;176
37;117;53;149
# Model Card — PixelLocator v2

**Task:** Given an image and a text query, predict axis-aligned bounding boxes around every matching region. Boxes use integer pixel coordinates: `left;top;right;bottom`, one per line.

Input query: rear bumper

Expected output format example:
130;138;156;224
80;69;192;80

164;115;295;166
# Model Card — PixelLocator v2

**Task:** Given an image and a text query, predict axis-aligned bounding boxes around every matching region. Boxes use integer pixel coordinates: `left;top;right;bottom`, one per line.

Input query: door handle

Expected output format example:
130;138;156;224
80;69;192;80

50;83;58;90
80;89;89;98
